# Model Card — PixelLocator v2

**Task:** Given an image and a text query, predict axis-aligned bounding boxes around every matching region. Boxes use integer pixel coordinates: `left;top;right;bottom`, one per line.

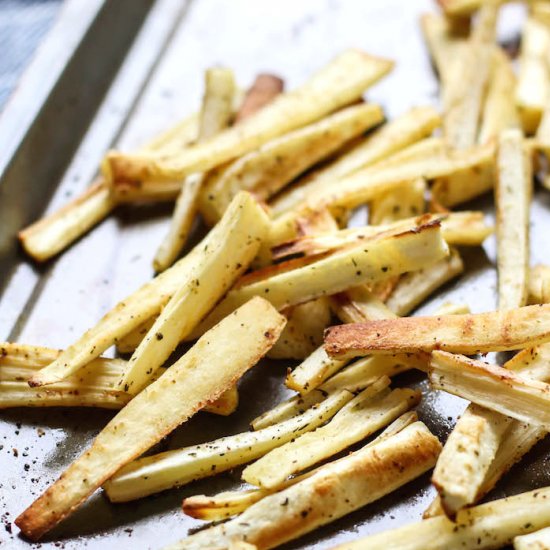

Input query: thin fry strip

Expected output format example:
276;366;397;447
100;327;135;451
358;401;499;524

496;129;532;310
117;192;269;395
103;390;352;503
167;422;441;549
335;486;550;550
325;304;550;359
429;350;550;426
242;383;420;489
194;221;449;336
183;411;419;521
14;297;286;540
270;106;441;216
153;67;236;272
106;50;394;182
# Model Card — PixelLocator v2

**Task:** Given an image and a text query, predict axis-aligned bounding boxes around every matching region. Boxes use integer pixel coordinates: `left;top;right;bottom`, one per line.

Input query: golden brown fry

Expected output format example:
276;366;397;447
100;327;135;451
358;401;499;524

168;422;441;549
429;350;550;426
14;297;285;540
496;129;532;310
106;50;393;183
325;304;550;359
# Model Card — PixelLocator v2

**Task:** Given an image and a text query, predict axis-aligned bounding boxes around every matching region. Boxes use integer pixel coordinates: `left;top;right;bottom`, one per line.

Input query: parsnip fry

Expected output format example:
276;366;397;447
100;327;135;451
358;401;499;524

429;350;550;426
330;285;397;324
14;297;286;540
153;67;236;272
496;129;532;310
270;106;441;216
18;179;115;262
336;487;550;550
183;411;419;521
0;343;129;409
431;404;513;517
369;178;426;225
273;213;490;259
479;48;519;144
443;3;497;149
325;303;550;359
242;383;420;489
203;103;384;221
203;386;239;416
195;221;449;335
234;74;284;123
529;264;550;304
106;50;393;182
253;354;417;430
516;16;550;134
118;192;269;395
103;389;352;503
168;422;441;549
385;248;464;316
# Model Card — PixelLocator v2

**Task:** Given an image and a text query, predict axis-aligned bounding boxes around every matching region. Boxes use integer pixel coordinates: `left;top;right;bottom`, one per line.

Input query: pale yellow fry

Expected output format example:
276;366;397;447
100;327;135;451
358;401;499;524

194;222;449;336
270;106;441;216
335;487;550;550
242;384;420;489
429;350;550;426
14;297;286;540
529;264;550;304
325;303;550;359
330;285;398;324
369;178;426;225
154;67;236;272
515;526;550;549
106;50;393;182
167;422;441;549
119;192;269;395
103;389;351;503
496;129;532;311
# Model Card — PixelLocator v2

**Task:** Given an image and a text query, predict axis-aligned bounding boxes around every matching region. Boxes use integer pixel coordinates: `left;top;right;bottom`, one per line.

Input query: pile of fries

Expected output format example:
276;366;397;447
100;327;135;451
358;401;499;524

5;0;550;548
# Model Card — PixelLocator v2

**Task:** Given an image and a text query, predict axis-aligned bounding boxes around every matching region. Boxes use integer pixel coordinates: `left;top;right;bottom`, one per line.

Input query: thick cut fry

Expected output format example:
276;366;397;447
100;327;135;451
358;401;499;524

195;222;449;335
18;179;115;262
15;297;286;540
270;107;441;216
529;264;550;304
167;422;441;550
325;304;550;359
253;354;418;430
273;213;490;260
242;383;420;489
515;526;550;549
106;50;394;183
267;299;331;360
234;74;284;123
183;411;419;521
337;487;550;550
103;389;351;502
516;16;550;134
118;192;269;394
496;129;532;310
443;3;497;149
202;103;384;222
369;178;426;225
429;350;550;426
431;404;513;517
0;343;130;409
28;192;268;388
385;248;464;316
153;67;236;272
479;48;519;144
330;285;397;324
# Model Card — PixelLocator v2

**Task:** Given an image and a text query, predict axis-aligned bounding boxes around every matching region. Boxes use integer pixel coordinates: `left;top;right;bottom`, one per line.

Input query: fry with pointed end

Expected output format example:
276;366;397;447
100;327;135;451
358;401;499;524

15;297;286;540
167;421;441;549
325;304;550;360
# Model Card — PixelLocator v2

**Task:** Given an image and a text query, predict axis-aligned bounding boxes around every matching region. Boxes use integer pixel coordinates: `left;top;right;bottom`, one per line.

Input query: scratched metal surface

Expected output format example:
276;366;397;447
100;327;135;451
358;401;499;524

1;0;549;548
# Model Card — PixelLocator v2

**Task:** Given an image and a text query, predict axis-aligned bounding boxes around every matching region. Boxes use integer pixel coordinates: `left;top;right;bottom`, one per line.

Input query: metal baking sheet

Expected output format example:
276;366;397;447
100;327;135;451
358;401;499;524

1;1;550;548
